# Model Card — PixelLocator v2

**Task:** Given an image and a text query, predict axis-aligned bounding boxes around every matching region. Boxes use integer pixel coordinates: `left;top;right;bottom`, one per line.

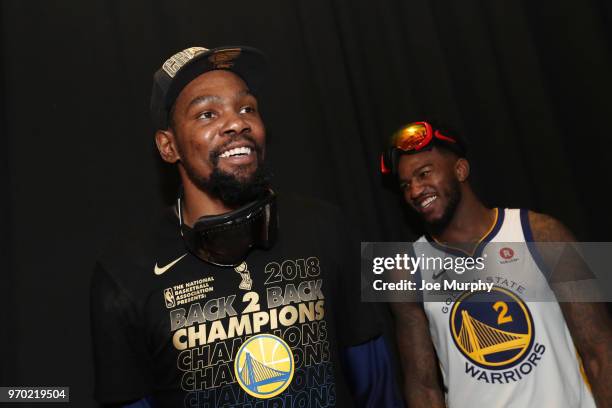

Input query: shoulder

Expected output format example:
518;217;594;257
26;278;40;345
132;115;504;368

95;207;181;287
276;192;354;259
277;192;346;231
277;192;342;217
526;210;576;242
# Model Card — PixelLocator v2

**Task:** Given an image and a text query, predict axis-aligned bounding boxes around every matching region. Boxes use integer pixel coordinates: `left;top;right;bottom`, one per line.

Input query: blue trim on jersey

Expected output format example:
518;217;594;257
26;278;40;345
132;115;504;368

425;207;505;258
519;208;535;242
341;336;403;408
520;209;552;280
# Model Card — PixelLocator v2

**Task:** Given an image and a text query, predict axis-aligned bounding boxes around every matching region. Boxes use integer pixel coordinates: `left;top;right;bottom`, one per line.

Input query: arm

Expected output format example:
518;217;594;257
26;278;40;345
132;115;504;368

325;211;403;406
341;335;403;408
390;302;445;407
529;211;612;407
90;262;154;405
101;397;155;408
122;397;155;408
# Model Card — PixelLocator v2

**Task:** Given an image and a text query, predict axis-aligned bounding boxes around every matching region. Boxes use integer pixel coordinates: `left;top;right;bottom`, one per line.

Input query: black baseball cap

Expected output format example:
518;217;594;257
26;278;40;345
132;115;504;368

150;45;267;130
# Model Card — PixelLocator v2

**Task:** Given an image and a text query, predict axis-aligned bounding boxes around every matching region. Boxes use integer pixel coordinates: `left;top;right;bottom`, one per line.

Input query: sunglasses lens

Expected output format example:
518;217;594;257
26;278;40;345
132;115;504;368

393;123;429;151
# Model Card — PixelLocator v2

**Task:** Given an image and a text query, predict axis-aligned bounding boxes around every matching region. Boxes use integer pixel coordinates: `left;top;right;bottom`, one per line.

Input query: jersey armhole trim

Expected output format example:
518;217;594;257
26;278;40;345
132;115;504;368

519;209;553;280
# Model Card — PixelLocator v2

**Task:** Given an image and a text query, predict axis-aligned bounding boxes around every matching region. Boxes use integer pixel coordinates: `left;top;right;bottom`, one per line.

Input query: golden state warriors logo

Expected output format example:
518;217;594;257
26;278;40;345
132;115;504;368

234;334;294;398
450;286;534;369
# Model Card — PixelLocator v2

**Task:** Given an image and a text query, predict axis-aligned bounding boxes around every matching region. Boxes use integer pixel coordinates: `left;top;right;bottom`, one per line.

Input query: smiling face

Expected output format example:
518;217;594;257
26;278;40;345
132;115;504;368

397;147;466;229
156;70;270;207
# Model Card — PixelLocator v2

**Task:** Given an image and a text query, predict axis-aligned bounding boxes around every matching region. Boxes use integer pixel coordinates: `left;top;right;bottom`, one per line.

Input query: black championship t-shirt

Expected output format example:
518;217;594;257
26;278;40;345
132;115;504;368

91;194;380;407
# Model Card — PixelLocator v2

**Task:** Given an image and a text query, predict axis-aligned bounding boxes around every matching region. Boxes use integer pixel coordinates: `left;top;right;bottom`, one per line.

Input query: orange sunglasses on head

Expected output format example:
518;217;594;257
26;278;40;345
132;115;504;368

380;121;460;174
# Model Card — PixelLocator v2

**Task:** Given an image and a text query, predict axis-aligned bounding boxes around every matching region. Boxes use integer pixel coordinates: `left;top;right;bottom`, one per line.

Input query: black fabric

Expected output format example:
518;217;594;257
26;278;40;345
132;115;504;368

90;264;155;402
90;193;380;407
2;1;611;406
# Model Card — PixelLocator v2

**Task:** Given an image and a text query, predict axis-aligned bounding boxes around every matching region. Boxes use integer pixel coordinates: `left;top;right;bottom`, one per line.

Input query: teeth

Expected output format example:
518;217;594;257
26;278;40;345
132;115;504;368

220;146;252;158
421;196;437;208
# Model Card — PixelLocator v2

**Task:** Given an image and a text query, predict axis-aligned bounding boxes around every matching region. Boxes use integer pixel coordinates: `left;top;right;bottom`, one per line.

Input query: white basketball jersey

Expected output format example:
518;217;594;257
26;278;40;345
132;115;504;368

417;208;595;408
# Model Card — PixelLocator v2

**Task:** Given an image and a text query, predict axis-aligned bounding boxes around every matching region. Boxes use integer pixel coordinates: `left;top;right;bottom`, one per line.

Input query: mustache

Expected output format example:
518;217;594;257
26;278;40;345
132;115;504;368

411;189;437;203
209;133;264;164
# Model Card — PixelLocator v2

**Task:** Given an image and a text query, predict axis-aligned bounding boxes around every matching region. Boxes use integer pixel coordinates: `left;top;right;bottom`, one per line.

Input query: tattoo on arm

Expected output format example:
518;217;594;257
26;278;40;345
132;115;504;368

390;302;445;407
529;211;612;407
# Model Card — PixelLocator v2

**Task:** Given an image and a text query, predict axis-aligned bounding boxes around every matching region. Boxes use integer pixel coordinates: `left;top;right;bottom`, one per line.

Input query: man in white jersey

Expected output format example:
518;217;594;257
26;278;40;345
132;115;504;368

380;121;611;407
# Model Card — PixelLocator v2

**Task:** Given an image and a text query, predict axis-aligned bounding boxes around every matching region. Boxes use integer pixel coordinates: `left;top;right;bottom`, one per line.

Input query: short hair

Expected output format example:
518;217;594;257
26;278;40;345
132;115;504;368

167;102;177;130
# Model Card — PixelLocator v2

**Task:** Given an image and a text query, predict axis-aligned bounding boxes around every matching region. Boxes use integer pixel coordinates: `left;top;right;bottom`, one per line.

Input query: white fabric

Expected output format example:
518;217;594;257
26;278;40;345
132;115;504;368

417;208;595;408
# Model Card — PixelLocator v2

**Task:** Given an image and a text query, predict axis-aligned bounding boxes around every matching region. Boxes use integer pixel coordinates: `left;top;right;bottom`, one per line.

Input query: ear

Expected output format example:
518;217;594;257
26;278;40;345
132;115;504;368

455;158;470;182
155;129;180;163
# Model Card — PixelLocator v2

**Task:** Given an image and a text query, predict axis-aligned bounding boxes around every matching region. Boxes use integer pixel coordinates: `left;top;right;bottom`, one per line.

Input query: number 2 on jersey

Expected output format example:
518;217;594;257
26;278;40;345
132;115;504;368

493;301;513;324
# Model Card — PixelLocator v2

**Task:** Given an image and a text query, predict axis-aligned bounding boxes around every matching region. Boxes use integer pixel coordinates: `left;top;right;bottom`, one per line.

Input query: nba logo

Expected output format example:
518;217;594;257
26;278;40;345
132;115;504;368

164;288;176;308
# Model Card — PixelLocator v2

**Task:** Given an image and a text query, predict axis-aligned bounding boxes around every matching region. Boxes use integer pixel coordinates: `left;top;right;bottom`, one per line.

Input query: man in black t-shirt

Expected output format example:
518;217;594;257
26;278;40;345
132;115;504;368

91;46;400;408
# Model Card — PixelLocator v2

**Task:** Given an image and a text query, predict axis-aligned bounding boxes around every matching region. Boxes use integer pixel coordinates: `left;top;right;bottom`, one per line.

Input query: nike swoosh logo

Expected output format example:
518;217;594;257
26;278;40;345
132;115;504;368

154;253;187;275
432;269;448;280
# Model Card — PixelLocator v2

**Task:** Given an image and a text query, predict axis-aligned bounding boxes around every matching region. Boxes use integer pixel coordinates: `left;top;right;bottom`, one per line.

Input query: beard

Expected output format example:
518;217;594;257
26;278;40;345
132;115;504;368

427;177;462;234
181;136;273;208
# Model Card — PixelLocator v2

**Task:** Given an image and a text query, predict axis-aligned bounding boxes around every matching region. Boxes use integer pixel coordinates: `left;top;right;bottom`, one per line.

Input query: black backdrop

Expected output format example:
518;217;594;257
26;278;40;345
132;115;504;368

1;0;611;406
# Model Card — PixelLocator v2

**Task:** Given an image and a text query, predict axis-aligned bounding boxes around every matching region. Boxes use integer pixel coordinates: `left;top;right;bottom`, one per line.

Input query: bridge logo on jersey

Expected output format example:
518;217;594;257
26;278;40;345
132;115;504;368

450;286;534;369
234;333;295;398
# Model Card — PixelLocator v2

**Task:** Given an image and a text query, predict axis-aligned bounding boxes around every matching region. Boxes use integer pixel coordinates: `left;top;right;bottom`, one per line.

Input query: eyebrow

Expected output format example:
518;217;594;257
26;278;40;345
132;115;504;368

399;163;433;183
412;163;432;176
186;95;221;110
186;89;253;110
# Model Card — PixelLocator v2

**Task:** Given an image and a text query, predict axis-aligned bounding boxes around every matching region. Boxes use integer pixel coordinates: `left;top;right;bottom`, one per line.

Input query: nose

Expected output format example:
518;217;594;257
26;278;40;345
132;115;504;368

408;179;425;202
222;111;251;137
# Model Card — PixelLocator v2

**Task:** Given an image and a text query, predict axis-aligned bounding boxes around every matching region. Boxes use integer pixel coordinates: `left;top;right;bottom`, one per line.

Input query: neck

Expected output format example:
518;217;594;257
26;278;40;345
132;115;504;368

428;187;496;244
180;174;234;227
